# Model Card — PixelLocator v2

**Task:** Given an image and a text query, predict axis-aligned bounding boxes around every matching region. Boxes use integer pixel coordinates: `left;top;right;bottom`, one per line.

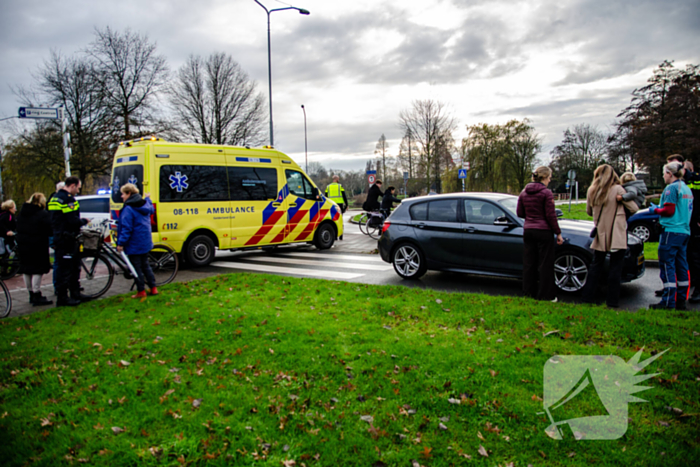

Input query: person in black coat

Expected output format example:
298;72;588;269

0;200;17;252
362;180;383;212
380;185;402;217
17;193;53;306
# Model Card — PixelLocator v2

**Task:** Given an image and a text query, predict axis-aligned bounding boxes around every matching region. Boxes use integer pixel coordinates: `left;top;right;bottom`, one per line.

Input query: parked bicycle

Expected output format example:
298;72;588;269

77;220;179;299
0;242;20;281
0;278;11;319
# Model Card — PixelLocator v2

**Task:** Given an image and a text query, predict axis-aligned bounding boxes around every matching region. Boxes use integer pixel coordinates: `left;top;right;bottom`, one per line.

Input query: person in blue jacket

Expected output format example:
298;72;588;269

116;183;158;299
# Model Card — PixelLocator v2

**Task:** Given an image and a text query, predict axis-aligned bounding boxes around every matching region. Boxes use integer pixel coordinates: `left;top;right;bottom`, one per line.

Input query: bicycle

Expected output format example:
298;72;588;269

365;211;386;240
77;220;179;299
0;278;12;319
0;242;20;280
357;211;370;234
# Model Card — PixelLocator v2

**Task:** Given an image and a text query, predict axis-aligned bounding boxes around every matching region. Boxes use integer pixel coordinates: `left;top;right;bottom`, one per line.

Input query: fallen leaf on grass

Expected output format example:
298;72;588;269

192;398;203;408
543;330;560;337
282;460;296;467
448;398;461;405
360;415;374;423
477;431;485;441
111;426;124;434
419;446;432;459
118;360;131;367
489;369;498;377
478;445;488;457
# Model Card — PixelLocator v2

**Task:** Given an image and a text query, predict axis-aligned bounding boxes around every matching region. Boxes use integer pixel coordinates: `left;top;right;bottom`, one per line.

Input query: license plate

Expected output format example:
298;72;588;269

637;254;645;266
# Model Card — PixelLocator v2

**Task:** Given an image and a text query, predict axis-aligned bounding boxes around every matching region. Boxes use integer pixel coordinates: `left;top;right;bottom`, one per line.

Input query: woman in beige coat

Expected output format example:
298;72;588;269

581;165;639;307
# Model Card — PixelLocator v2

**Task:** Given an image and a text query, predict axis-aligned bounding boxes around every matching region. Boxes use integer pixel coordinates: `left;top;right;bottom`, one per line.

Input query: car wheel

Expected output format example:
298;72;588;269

392;243;427;280
628;222;652;243
313;223;335;250
184;235;215;267
554;251;589;293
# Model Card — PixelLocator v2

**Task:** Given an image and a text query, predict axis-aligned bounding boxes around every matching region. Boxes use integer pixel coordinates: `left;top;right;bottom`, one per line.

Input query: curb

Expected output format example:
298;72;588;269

646;260;659;268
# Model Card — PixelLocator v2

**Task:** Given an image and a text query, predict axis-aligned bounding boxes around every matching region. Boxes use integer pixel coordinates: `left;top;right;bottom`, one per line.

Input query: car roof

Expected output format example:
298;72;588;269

403;192;517;203
76;195;110;199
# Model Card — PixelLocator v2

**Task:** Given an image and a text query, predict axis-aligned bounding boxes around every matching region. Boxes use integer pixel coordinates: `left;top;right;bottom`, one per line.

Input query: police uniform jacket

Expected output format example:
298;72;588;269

48;190;88;247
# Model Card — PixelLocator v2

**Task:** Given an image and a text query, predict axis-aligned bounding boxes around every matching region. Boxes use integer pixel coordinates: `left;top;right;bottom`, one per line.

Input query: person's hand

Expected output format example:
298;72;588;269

117;245;123;253
556;234;564;245
649;203;658;213
616;194;623;202
145;192;151;199
6;231;14;237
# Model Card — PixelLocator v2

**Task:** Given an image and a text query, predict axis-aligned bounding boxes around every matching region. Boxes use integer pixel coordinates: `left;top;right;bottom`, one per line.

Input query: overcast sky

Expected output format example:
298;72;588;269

1;0;699;172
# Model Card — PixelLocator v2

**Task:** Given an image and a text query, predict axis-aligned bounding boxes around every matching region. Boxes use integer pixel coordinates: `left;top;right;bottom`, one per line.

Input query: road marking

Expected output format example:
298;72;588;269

244;255;391;270
274;252;385;263
210;261;363;279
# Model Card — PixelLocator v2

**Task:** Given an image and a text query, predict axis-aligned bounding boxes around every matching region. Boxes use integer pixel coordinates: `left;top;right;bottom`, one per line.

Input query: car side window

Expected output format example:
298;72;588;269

428;199;459;223
80;198;109;213
464;200;506;225
409;202;428;221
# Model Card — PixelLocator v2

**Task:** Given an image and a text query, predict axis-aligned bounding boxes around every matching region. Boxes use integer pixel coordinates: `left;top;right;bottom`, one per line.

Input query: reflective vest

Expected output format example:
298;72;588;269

325;182;345;202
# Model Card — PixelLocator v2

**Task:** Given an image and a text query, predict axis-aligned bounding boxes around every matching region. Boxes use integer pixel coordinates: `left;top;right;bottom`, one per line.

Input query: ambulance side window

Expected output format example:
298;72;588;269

229;167;278;200
159;165;229;202
285;170;316;200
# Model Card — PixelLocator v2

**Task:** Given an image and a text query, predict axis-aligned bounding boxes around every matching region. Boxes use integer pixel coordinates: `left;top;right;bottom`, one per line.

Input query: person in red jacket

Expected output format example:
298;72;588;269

516;166;564;302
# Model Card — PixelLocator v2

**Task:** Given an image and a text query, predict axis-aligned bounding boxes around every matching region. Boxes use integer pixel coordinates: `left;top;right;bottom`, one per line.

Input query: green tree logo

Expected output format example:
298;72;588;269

542;349;668;440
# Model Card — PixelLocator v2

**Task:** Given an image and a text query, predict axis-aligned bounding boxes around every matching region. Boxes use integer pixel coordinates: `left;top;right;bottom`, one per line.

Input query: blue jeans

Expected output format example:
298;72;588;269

658;231;690;308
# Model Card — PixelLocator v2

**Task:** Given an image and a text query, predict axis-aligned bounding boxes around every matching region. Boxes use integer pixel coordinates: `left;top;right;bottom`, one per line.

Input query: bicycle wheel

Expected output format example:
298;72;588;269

148;245;179;286
0;279;11;319
366;216;383;240
0;250;20;281
79;253;114;299
358;212;370;235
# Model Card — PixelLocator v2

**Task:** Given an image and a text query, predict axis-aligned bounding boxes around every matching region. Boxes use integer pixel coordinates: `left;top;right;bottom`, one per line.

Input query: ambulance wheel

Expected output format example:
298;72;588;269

314;223;335;250
184;235;215;267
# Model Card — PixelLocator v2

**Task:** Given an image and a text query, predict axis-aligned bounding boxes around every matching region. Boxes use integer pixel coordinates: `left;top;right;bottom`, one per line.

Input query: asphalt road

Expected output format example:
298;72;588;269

3;210;678;319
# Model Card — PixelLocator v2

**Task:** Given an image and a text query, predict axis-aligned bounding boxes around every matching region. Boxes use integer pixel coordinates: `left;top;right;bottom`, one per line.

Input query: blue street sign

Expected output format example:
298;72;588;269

18;107;60;119
366;170;377;175
403;171;409;181
458;169;467;179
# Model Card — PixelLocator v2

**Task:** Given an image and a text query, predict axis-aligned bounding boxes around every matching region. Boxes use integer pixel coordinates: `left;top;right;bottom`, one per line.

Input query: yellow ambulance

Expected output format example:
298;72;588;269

109;138;344;266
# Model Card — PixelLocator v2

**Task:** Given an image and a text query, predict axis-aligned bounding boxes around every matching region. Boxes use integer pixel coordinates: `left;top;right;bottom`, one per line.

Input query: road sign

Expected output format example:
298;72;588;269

18;107;60;119
465;161;470;170
366;170;376;175
458;169;467;179
403;171;409;182
568;169;577;180
368;174;376;184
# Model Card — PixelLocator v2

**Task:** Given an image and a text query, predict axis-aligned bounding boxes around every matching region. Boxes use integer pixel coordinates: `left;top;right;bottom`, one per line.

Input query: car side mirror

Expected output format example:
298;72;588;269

555;208;563;218
493;216;515;226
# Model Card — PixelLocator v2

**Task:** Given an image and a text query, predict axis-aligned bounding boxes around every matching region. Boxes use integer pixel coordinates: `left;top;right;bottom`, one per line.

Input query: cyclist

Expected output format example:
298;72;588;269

362;179;383;212
116;184;158;299
380;185;402;218
325;175;348;213
49;176;90;307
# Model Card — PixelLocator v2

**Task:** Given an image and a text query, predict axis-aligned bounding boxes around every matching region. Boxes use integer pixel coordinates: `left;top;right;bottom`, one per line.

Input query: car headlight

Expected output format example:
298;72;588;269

627;232;642;245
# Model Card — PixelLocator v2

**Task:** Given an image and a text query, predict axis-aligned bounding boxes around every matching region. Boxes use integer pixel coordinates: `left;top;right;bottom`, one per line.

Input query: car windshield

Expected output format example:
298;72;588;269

498;198;520;218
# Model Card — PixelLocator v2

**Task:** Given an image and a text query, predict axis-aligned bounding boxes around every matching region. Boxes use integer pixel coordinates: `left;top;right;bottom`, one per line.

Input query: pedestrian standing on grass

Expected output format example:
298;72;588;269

649;161;693;310
582;165;639;308
116;183;158;299
17;193;52;306
516;166;563;302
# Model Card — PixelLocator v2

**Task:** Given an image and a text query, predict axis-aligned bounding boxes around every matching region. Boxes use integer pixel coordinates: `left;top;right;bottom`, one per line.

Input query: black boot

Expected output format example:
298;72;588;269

32;292;53;307
29;291;36;305
56;294;80;307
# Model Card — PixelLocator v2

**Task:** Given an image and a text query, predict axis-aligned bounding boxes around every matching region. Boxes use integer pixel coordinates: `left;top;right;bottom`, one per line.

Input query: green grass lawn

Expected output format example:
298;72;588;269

1;274;698;466
558;202;592;221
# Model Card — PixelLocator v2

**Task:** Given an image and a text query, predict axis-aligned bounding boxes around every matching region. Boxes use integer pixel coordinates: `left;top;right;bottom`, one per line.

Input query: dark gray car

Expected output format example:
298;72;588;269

377;193;645;293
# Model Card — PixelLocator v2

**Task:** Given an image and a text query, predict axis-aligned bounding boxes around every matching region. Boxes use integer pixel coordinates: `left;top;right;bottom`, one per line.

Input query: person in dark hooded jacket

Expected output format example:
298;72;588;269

17;193;53;306
116;183;157;299
516;166;563;302
362;180;383;212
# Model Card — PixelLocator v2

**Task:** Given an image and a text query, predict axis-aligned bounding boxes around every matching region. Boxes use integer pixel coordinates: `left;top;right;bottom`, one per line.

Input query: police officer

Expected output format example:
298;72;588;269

325;175;349;213
49;176;90;307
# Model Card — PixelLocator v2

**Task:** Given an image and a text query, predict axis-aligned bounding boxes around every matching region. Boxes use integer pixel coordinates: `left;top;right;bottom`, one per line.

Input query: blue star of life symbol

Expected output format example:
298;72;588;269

128;175;138;185
169;172;189;192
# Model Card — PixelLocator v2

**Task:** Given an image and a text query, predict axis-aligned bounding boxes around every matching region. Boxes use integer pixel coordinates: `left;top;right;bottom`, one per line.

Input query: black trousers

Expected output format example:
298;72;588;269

688;235;700;294
55;244;81;299
128;253;156;292
582;249;626;307
523;229;556;301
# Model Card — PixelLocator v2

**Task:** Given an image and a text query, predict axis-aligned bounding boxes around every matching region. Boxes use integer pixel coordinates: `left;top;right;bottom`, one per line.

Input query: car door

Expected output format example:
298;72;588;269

409;198;464;267
284;169;319;243
462;198;524;273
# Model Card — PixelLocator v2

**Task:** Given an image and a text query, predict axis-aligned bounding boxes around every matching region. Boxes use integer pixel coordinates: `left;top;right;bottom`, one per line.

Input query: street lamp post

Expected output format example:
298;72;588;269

301;105;308;173
253;0;309;148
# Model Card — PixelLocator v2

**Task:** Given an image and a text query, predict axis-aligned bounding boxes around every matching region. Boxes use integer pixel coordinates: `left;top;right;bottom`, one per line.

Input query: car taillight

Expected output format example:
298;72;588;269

382;221;391;233
151;202;158;232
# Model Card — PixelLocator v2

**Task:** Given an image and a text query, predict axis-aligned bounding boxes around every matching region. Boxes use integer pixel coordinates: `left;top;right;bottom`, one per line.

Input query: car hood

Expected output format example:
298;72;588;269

557;219;594;235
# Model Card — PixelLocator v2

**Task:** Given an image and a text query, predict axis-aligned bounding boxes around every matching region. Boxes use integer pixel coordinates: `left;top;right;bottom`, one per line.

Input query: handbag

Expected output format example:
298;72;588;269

590;202;605;238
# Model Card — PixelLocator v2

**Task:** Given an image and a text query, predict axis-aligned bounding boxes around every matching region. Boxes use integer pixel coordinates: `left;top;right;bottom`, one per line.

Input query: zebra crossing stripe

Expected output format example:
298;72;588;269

209;262;363;279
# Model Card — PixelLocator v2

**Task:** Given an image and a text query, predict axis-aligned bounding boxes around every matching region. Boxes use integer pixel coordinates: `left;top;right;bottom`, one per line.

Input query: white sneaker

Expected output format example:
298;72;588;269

551;297;558;303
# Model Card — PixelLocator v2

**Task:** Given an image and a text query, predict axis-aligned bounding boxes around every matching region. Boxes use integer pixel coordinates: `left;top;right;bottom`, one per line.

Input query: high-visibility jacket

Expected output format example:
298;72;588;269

325;182;347;205
48;189;88;246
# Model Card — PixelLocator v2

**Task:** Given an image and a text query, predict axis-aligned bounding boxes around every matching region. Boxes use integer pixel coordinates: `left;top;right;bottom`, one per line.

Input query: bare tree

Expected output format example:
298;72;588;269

88;27;168;139
398;100;456;193
169;53;266;146
397;128;418;179
375;134;389;181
